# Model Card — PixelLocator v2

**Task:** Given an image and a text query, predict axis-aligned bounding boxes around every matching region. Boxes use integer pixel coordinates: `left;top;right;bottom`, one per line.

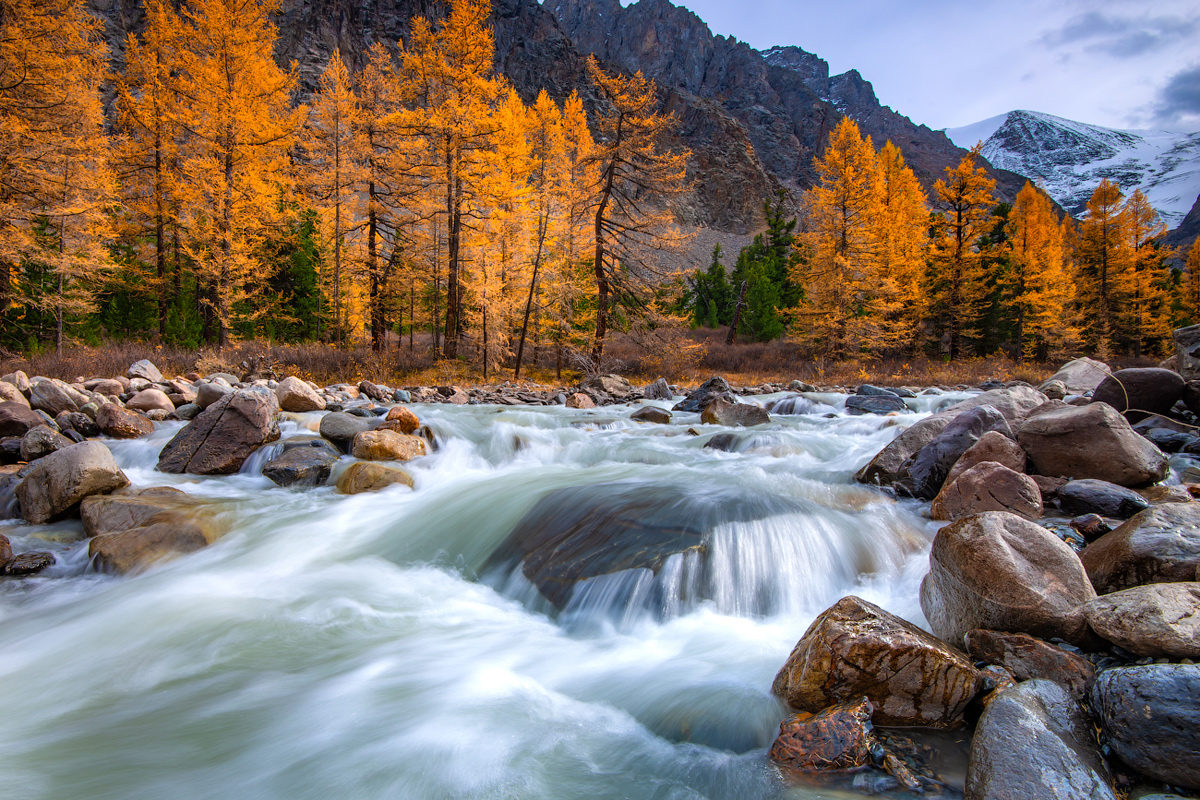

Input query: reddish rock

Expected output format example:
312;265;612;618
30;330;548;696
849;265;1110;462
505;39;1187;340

382;405;420;434
944;430;1027;486
565;392;594;409
965;629;1095;700
1080;504;1200;594
930;461;1042;521
769;698;875;773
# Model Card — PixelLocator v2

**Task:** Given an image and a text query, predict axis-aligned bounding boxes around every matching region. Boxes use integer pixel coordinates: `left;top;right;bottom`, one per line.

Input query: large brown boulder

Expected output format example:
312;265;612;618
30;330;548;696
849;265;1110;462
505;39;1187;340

275;376;325;412
1016;402;1168;487
335;462;414;494
126;388;174;413
89;514;222;574
1079;504;1200;594
16;441;130;524
931;461;1043;522
0;401;48;438
350;429;427;462
908;405;1016;499
965;679;1115;800
700;397;770;427
1085;583;1200;658
772;595;983;728
81;487;199;536
944;430;1027;486
157;388;280;475
95;403;155;439
920;512;1097;647
965;629;1095;700
1091;367;1185;423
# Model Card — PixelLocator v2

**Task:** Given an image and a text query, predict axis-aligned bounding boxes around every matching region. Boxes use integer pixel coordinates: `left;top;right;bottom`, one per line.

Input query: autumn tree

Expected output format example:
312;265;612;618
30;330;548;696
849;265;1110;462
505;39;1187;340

1113;189;1172;356
1183;238;1200;325
1073;178;1129;352
872;140;929;352
585;54;688;369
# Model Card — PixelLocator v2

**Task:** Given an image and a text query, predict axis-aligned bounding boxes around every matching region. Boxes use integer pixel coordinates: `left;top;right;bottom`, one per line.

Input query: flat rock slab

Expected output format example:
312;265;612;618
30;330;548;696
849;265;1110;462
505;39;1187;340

1085;583;1200;658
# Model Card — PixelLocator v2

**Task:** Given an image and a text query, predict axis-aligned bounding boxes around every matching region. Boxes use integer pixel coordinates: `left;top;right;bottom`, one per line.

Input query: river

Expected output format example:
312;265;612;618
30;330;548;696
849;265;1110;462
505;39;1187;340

0;390;977;799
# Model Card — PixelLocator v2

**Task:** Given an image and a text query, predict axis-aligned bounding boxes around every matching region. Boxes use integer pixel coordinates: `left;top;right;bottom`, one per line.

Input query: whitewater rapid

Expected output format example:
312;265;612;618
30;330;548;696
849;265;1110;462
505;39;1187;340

0;391;971;799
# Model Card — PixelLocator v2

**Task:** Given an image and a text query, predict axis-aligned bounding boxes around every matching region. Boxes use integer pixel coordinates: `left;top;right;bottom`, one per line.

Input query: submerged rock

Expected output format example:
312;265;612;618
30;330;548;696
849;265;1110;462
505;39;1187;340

845;394;908;415
335;462;414;494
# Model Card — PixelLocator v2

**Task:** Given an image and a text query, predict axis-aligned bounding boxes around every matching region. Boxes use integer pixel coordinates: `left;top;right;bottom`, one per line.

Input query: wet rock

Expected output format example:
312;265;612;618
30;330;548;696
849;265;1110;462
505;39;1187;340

920;512;1097;647
700;397;770;426
1033;474;1068;499
275;376;325;412
3;550;55;576
631;406;671;424
381;405;420;434
358;380;391;403
1138;484;1194;504
856;384;898;397
350;429;427;462
157;388;281;475
789;380;818;392
1017;403;1169;487
908;405;1013;499
126;359;164;383
0;402;49;438
1070;514;1112;542
845;394;908;415
1080;504;1200;594
1091;664;1200;790
1058;479;1151;520
0;381;28;407
16;441;130;524
1140;427;1194;453
0;533;10;569
1091;368;1185;424
29;379;79;415
945;430;1028;486
20;427;75;462
126;388;174;413
672;376;734;413
643;378;673;400
89;513;223;574
965;629;1096;700
772;595;983;728
80;487;199;537
855;414;956;486
262;439;340;487
930;461;1043;521
335;462;414;494
703;432;740;451
195;381;232;409
95;403;154;439
319;411;374;452
965;679;1115;800
584;374;632;396
57;410;98;438
1039;357;1111;394
565;392;595;409
1085;583;1200;658
769;697;875;773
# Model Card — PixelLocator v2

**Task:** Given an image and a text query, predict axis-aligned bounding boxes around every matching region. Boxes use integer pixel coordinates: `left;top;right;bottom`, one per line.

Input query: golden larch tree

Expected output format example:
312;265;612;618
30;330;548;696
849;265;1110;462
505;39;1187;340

1004;181;1078;360
1114;189;1172;356
1073;178;1130;353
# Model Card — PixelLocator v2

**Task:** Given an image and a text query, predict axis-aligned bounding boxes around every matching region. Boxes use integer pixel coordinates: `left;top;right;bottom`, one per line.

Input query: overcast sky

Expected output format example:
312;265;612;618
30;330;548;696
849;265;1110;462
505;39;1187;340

649;0;1200;133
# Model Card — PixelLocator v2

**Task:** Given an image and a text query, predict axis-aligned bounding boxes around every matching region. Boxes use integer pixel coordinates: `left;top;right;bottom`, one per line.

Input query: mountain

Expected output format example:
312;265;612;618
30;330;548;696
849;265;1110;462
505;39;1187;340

946;110;1200;234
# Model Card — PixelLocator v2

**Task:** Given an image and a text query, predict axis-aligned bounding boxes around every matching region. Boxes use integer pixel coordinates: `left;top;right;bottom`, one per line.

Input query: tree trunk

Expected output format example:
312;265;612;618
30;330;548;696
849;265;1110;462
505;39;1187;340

726;280;748;345
514;214;548;380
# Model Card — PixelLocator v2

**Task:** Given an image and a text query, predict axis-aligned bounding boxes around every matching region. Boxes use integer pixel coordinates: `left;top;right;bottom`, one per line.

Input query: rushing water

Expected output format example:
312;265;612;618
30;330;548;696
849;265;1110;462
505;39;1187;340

0;391;973;800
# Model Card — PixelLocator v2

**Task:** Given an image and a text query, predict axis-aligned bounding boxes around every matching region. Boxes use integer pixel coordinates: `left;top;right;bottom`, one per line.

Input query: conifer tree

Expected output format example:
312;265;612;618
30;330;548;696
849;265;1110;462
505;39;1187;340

1073;178;1130;352
872;141;929;352
1184;238;1200;325
1114;189;1171;356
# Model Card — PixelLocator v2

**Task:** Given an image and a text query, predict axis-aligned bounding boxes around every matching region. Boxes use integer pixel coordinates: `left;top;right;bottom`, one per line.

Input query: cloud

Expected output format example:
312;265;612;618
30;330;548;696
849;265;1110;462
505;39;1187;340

1152;63;1200;125
1040;11;1198;59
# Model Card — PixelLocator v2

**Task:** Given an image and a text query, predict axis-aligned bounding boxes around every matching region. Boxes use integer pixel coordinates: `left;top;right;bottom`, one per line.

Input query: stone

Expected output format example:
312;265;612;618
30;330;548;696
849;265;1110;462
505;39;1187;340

392;389;411;403
0;401;49;438
856;384;897;396
1092;368;1186;424
445;388;469;405
0;381;29;407
358;380;391;402
175;403;201;421
672;376;734;413
274;376;325;412
789;380;818;392
700;397;770;426
631;406;671;424
195;381;232;409
1085;583;1200;658
944;430;1028;486
845;394;908;415
126;388;175;413
1;370;31;395
643;378;673;400
965;629;1096;700
1039;357;1112;394
1183;379;1200;418
166;380;197;404
965;679;1115;800
156;388;280;475
382;405;420;434
1033;474;1068;499
583;374;632;396
1070;514;1112;542
319;411;374;452
20;426;74;462
1140;427;1194;453
126;359;164;383
95;403;155;439
1080;504;1200;594
931;462;1043;521
335;462;414;494
565;392;595;409
769;697;875;773
772;596;982;728
86;378;124;397
1041;379;1068;400
1017;403;1169;487
1174;324;1200;381
261;439;340;487
920;512;1098;647
1091;664;1200;790
3;551;55;576
0;533;10;571
16;441;129;524
350;429;427;462
1058;479;1150;520
29;379;78;415
89;514;223;574
855;414;956;486
908;405;1014;499
80;487;200;537
57;410;98;438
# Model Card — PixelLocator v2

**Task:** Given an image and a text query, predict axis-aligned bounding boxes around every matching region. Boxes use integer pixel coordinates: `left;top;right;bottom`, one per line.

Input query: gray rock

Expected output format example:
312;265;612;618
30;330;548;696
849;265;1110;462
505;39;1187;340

175;403;201;421
643;378;673;400
392;389;411;403
20;426;74;461
856;384;898;397
195;381;232;410
275;376;326;412
630;406;671;424
845;394;908;415
584;374;632;396
1173;324;1200;381
1040;357;1112;394
262;439;340;487
1018;403;1168;487
126;359;164;383
319;411;375;452
672;376;734;413
16;441;130;524
0;380;28;407
908;405;1013;499
788;380;817;392
29;379;79;415
1085;583;1200;658
1057;479;1150;519
1080;504;1200;594
0;401;49;438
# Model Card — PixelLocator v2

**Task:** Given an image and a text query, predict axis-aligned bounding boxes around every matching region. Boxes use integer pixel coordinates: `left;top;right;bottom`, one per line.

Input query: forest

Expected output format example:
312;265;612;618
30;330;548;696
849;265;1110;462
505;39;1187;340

2;0;1198;378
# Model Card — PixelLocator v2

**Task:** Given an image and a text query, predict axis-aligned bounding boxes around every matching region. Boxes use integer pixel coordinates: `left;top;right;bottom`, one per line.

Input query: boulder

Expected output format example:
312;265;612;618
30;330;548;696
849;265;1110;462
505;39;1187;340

643;378;673;401
174;403;201;421
565;392;595;409
29;379;78;415
1070;514;1112;542
672;376;734;413
965;629;1095;700
1091;368;1185;423
0;381;28;407
1;370;31;395
126;359;164;383
930;462;1043;521
319;411;374;452
631;406;671;424
965;679;1115;800
1041;379;1068;400
16;441;129;524
1091;664;1200;790
89;513;223;574
945;430;1028;486
1174;324;1200;381
856;384;898;397
855;413;956;486
700;397;770;427
87;378;125;397
382;405;420;434
20;427;74;462
908;405;1013;499
350;429;427;462
1079;504;1200;594
445;388;469;405
166;380;197;404
845;394;908;415
1057;479;1150;520
1017;403;1168;487
335;462;414;494
80;487;197;536
274;376;325;412
772;595;983;728
0;533;11;570
1085;583;1200;658
1039;357;1111;394
57;410;98;438
939;385;1049;423
769;697;875;773
195;381;232;409
95;403;154;439
920;512;1098;647
262;439;340;487
126;388;175;413
0;401;49;438
583;374;632;397
156;388;280;475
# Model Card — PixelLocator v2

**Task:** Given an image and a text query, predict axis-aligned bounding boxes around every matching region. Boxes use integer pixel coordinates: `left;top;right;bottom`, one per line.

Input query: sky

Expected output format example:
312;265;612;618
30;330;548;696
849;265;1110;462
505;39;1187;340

645;0;1200;133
